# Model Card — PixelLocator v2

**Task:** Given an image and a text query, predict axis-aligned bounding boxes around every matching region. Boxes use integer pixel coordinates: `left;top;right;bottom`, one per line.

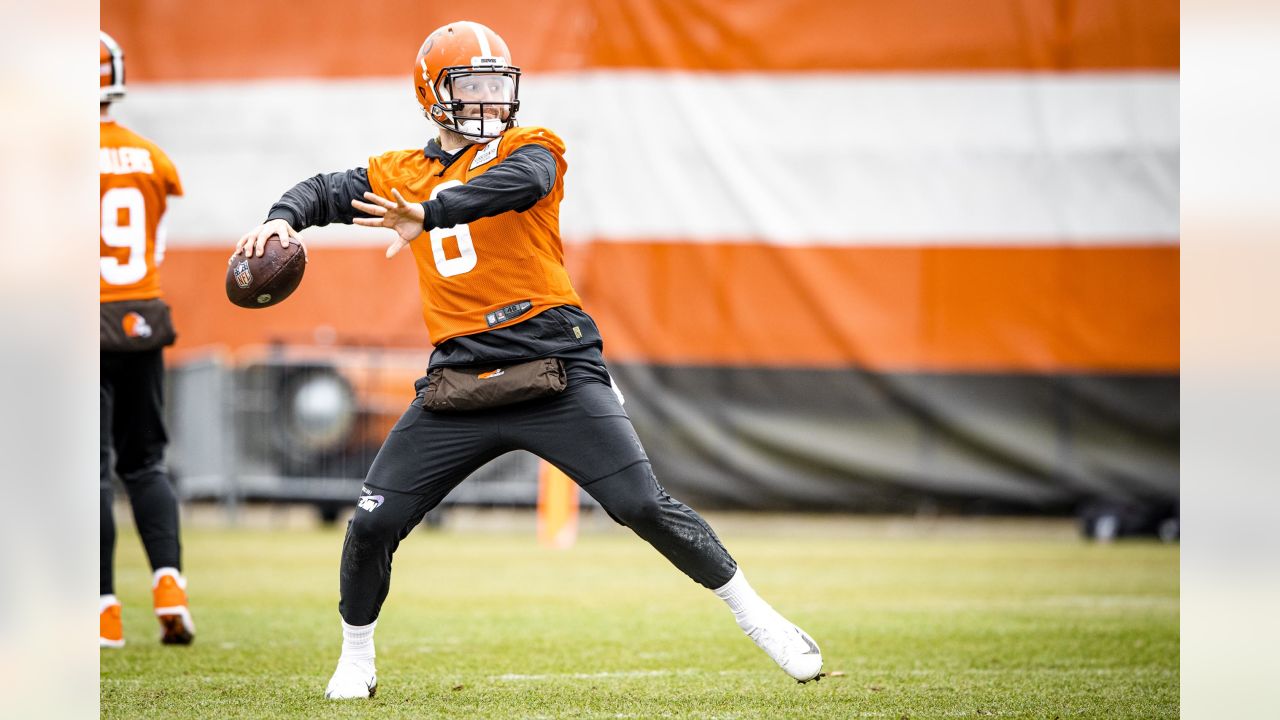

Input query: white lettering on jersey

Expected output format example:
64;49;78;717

99;147;155;176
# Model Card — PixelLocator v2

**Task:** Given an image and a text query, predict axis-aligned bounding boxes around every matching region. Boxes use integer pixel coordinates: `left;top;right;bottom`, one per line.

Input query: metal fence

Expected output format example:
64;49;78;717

165;346;552;520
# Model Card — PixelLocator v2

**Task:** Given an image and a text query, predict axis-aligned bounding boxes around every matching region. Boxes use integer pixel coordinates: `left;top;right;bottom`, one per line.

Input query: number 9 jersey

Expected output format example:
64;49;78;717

367;126;582;346
100;121;183;303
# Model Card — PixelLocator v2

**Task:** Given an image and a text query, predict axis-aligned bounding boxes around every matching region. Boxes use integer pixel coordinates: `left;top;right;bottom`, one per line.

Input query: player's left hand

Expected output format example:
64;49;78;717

352;189;425;258
232;218;307;262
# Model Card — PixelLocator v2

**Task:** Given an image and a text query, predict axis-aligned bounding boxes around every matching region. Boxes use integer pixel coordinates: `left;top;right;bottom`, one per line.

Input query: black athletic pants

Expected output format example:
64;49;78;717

339;362;737;625
101;349;182;596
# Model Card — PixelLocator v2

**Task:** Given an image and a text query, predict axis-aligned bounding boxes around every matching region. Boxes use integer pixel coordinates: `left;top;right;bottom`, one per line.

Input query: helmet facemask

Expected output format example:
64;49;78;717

427;65;521;143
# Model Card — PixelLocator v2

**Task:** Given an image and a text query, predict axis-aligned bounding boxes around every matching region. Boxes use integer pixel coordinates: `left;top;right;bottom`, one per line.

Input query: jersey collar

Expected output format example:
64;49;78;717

423;138;476;171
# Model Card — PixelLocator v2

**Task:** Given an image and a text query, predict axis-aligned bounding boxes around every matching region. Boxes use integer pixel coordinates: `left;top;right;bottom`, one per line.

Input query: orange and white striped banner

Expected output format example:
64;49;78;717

104;0;1179;375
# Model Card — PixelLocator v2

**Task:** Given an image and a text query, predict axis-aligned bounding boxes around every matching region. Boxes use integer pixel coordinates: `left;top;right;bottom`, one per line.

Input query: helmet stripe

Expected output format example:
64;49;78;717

100;31;126;101
467;22;492;57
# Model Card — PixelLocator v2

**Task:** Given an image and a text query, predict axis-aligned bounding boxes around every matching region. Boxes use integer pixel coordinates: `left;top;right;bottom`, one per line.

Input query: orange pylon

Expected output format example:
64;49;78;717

537;461;579;549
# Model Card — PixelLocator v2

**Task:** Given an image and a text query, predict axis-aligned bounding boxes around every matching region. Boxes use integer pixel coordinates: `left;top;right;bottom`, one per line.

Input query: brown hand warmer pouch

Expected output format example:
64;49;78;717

420;358;567;412
100;298;177;352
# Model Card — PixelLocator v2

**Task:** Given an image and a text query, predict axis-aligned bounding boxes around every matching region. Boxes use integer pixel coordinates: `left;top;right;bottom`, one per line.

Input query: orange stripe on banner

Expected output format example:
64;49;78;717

160;247;428;353
104;0;1177;81
160;243;1177;373
570;242;1179;373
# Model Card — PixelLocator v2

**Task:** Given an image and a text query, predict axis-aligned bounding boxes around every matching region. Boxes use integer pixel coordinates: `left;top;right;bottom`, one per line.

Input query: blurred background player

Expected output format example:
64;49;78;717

99;30;195;648
234;20;821;698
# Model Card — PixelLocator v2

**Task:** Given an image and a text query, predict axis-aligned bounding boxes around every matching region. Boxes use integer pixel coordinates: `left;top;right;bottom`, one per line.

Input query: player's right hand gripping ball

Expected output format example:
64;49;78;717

225;235;306;308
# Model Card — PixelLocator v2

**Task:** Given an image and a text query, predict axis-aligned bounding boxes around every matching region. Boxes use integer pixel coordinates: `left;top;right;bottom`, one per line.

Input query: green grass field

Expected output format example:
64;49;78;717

101;513;1178;719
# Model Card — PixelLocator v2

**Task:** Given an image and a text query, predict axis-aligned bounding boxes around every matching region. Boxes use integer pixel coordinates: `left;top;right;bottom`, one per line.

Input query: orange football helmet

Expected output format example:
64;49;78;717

101;31;126;104
414;21;521;143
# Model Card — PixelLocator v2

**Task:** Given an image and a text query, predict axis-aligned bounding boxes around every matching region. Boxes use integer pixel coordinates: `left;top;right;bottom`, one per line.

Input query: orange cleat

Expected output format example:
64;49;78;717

100;599;125;648
152;573;195;645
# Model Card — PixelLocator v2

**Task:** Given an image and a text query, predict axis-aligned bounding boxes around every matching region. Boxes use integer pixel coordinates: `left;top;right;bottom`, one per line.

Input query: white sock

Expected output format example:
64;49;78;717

152;567;185;588
100;594;120;613
340;619;377;666
713;568;776;633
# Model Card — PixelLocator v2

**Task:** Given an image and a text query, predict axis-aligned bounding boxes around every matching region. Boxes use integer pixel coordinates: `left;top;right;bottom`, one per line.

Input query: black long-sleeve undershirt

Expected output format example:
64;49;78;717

265;144;557;232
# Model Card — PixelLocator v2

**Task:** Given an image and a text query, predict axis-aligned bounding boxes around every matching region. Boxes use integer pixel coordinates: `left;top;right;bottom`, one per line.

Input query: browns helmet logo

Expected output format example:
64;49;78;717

122;311;152;338
476;368;505;380
234;260;253;289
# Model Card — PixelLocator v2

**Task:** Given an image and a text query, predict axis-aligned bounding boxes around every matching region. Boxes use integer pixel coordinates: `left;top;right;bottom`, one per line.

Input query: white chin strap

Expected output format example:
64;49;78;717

455;116;507;141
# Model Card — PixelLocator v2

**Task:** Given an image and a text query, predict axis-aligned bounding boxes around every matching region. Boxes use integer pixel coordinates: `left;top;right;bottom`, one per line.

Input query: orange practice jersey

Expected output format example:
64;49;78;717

100;121;183;303
367;126;581;345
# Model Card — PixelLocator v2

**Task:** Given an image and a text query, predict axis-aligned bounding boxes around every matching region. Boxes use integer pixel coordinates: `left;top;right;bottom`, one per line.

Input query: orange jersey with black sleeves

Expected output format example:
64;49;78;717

100;121;183;303
366;126;581;345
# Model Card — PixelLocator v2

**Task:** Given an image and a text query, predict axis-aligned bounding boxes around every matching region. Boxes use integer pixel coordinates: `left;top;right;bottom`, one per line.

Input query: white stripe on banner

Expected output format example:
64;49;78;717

114;72;1178;246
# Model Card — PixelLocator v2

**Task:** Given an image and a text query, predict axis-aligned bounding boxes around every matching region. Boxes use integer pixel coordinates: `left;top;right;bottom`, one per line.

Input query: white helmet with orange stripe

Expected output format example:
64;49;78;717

413;21;521;143
100;31;126;104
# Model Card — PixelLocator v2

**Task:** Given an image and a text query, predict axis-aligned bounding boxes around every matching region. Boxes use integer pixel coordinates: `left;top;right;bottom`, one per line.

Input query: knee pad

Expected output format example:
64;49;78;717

346;507;402;544
589;461;666;529
116;462;167;488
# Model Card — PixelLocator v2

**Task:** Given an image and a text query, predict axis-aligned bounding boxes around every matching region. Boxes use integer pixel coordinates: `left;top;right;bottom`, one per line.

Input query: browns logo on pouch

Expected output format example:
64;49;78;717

122;311;152;338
